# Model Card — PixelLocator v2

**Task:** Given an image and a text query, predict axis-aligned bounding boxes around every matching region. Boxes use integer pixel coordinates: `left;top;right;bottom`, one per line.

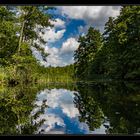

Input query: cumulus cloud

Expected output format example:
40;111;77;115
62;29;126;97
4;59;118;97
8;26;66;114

34;113;65;134
43;37;79;67
58;6;120;23
60;38;79;54
39;27;66;43
35;18;66;44
45;89;80;118
32;18;67;66
50;18;65;28
57;6;121;32
91;124;107;134
33;88;80;118
33;7;121;67
42;18;65;43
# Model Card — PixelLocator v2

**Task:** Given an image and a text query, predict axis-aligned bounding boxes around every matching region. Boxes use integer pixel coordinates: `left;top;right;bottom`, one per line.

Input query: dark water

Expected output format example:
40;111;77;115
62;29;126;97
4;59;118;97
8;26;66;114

0;81;140;135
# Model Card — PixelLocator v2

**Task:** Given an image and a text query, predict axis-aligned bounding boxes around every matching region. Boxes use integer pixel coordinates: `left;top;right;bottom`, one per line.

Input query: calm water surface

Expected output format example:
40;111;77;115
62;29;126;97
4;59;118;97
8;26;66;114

0;82;140;135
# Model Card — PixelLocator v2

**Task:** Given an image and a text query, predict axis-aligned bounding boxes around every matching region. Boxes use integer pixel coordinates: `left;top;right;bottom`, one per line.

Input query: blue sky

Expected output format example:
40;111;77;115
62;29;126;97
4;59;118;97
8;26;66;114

35;6;121;67
31;88;108;134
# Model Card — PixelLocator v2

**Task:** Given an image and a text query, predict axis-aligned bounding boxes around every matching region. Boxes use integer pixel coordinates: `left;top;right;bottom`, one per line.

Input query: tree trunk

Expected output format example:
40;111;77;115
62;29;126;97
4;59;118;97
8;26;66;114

18;20;25;55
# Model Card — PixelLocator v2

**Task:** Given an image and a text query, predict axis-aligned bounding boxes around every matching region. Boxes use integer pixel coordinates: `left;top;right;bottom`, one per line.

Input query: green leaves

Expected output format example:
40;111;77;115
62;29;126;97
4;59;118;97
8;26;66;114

74;6;140;81
103;6;140;79
74;27;102;80
0;6;55;84
0;8;18;62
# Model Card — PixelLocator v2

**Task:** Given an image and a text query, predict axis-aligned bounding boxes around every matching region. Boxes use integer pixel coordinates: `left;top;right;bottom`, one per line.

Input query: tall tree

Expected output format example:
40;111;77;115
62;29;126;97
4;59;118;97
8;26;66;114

0;6;18;65
74;27;102;80
103;6;140;79
0;6;54;84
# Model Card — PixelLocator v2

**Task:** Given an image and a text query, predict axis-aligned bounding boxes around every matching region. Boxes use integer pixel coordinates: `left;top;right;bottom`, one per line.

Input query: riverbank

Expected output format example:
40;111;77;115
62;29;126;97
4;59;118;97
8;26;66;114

0;64;76;86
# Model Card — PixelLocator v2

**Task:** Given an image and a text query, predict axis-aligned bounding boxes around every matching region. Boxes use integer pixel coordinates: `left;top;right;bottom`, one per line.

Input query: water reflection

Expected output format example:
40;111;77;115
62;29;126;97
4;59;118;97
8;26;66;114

31;88;106;134
0;81;140;135
76;81;140;134
0;85;43;134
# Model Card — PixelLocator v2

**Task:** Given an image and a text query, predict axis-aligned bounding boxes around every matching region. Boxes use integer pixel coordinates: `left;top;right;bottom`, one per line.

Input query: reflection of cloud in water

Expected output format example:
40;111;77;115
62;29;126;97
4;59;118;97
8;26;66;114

35;113;65;134
31;88;107;134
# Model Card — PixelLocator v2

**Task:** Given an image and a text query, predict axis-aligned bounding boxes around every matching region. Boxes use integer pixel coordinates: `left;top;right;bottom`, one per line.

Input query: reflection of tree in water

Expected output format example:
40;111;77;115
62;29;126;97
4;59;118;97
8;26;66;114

0;85;46;135
21;99;47;134
0;82;139;134
75;81;140;134
102;82;140;134
73;84;104;131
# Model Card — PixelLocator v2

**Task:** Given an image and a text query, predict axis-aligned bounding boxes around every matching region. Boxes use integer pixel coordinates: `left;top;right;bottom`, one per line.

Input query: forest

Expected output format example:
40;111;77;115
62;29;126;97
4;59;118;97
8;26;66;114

74;6;140;81
0;5;140;135
0;6;140;86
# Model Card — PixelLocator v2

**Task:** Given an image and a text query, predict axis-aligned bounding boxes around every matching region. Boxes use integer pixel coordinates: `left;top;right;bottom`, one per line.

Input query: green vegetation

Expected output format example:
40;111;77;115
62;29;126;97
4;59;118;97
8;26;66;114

0;6;75;85
0;6;140;135
0;84;48;134
0;6;140;86
74;6;140;81
75;81;140;134
0;81;139;134
36;64;75;84
0;6;51;85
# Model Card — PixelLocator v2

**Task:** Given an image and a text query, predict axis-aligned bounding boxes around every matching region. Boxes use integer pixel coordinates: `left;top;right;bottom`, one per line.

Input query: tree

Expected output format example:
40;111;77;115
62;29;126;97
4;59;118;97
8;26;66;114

0;6;55;84
0;6;18;65
74;27;102;80
103;6;140;79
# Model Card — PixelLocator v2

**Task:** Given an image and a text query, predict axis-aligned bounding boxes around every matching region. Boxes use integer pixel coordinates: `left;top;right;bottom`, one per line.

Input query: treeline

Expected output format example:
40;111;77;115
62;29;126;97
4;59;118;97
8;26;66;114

0;6;54;85
1;6;140;85
0;6;76;85
36;64;75;83
74;6;140;81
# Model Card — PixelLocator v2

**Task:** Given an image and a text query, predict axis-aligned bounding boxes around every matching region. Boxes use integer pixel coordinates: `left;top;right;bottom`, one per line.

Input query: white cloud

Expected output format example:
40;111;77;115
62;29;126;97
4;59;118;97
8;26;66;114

33;88;80;118
43;37;79;67
32;22;67;66
35;18;66;44
58;6;120;22
40;18;66;43
60;38;79;54
59;6;102;20
31;89;80;134
91;124;107;134
50;18;65;28
45;89;80;118
31;88;109;134
40;27;66;43
33;7;121;67
34;113;65;134
57;6;121;32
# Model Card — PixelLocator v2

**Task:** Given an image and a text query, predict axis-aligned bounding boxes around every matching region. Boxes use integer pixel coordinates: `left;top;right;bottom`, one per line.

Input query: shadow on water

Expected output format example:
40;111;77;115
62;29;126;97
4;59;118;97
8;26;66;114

0;81;140;135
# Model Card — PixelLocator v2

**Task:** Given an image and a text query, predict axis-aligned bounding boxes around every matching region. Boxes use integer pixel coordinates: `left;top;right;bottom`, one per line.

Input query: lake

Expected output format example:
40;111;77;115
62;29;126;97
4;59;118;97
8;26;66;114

0;81;140;135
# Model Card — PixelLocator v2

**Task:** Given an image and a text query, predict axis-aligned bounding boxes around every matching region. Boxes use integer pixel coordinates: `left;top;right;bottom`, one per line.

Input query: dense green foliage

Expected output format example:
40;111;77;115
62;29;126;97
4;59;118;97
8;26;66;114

1;6;140;85
36;64;75;83
0;6;18;65
0;84;48;134
74;6;140;80
0;6;140;135
74;27;103;80
0;6;75;85
75;81;140;134
0;6;52;84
